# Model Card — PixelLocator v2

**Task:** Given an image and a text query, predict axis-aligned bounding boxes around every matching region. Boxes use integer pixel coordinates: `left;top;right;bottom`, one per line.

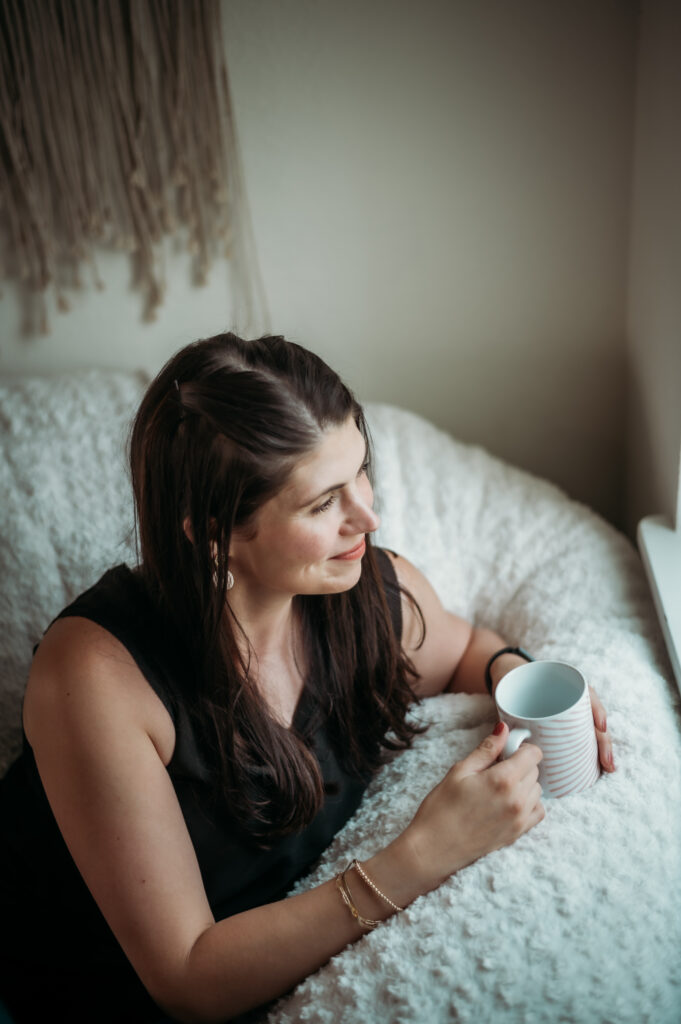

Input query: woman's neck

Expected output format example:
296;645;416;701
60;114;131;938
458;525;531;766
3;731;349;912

226;589;306;727
227;587;296;658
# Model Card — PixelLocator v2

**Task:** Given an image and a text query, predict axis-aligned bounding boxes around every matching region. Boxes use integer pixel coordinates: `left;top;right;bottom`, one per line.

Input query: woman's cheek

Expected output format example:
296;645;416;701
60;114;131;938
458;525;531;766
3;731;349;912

289;522;330;562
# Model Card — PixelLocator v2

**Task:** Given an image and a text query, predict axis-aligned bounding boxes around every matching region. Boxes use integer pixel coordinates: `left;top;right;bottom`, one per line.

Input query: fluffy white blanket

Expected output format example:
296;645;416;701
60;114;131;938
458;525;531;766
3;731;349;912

0;371;144;774
1;374;680;1023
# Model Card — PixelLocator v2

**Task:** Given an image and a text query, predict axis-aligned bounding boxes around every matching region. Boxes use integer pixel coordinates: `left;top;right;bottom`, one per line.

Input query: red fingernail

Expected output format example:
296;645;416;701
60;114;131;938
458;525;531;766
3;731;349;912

493;722;505;736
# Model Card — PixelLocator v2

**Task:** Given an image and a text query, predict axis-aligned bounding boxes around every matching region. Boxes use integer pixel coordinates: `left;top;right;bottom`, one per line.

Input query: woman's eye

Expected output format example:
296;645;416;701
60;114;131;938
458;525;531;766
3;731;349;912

311;494;336;515
358;460;370;477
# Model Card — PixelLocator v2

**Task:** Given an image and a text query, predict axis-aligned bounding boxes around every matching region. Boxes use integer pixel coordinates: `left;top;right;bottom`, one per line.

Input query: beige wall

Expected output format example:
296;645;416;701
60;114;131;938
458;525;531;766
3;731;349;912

0;0;637;528
627;0;681;534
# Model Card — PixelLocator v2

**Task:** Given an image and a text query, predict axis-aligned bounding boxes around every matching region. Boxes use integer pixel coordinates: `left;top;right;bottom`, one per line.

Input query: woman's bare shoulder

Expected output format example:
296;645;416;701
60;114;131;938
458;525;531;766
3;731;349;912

384;551;474;697
31;613;135;669
24;615;175;765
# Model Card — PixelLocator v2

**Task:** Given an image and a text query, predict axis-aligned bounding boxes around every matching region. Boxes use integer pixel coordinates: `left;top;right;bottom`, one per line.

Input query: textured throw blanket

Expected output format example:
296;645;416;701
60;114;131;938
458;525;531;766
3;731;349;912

1;373;680;1023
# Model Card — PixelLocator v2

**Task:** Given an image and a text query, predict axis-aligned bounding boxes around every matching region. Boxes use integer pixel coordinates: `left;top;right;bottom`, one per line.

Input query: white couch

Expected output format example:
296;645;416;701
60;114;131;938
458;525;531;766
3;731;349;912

1;370;680;1024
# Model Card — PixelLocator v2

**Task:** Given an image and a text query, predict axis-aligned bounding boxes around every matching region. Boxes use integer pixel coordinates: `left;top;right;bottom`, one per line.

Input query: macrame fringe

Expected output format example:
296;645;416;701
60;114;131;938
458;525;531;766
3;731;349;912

0;0;267;335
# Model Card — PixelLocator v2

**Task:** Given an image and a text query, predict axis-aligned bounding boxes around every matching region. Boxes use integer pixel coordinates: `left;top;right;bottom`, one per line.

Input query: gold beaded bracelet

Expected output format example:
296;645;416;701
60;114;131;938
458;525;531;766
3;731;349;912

335;868;381;930
350;859;404;913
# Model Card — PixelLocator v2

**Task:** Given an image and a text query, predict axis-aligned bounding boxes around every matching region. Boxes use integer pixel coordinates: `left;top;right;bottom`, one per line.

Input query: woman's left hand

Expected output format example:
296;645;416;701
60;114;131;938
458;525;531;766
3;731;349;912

589;686;615;772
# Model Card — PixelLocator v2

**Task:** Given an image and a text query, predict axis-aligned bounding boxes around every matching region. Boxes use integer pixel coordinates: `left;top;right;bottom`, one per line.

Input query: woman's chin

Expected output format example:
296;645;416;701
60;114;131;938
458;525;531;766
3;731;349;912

313;561;364;594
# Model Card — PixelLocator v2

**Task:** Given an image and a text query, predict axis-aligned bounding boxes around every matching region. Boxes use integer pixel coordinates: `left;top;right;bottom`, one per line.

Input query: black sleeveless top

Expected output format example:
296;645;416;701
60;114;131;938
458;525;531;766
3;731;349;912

0;549;402;1024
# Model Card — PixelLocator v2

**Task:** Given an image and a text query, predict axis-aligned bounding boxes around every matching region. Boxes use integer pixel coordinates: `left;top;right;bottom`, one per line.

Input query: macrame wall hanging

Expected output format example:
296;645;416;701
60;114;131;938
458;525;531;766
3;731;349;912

0;0;265;335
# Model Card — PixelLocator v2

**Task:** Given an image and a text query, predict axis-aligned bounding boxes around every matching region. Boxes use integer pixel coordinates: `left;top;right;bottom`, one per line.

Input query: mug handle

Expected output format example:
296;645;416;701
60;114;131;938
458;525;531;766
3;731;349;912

502;727;532;760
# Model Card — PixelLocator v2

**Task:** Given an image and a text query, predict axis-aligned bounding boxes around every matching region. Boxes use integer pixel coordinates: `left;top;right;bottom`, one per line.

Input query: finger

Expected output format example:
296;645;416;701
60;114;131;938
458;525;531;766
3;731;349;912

514;773;543;814
524;780;543;816
507;780;544;839
487;742;543;790
597;728;616;772
589;685;607;733
454;722;510;778
527;794;546;831
589;686;615;771
504;740;543;774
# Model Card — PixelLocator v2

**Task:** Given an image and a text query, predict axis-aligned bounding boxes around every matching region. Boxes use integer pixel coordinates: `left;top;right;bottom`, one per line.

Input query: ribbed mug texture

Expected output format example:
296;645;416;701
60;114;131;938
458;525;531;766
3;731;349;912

497;664;600;799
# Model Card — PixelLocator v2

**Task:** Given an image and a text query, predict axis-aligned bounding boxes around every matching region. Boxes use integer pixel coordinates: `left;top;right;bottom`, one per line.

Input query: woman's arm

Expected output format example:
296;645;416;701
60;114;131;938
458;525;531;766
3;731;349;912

23;617;543;1024
387;551;531;696
389;552;615;771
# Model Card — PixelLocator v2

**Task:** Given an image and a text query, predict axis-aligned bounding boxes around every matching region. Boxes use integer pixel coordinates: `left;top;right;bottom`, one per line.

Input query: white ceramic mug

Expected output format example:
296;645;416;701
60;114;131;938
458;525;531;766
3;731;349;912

495;661;601;798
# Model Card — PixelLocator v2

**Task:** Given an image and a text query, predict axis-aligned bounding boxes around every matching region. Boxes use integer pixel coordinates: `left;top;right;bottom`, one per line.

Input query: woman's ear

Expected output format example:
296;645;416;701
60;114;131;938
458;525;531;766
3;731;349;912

183;516;218;546
185;516;222;562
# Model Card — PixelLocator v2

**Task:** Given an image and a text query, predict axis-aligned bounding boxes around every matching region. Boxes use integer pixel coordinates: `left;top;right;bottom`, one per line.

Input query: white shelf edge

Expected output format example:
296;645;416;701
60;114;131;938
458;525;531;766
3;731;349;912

637;514;681;694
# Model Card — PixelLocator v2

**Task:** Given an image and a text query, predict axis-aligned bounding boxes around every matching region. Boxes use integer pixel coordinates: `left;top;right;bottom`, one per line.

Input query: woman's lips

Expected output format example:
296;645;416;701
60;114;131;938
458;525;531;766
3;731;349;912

332;538;366;561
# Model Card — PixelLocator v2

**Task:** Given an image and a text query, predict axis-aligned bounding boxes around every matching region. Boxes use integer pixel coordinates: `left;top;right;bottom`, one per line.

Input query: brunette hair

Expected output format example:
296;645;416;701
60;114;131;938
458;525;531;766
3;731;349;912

129;333;423;842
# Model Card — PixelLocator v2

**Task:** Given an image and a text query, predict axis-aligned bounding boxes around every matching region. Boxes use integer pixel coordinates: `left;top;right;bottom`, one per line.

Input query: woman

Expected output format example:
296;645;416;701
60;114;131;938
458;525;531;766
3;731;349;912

0;333;614;1024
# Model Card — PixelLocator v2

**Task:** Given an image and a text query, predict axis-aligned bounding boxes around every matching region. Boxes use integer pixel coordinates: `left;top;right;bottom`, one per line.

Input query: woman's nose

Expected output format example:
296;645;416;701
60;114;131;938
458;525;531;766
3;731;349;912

344;489;380;534
363;504;381;533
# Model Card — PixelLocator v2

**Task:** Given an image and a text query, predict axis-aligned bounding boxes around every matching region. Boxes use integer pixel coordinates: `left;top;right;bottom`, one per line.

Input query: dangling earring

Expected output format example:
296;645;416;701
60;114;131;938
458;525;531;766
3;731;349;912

226;570;235;590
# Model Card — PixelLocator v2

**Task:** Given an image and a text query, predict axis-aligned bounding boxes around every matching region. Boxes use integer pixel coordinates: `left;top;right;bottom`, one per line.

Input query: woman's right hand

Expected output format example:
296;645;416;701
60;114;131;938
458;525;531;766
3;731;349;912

397;722;545;895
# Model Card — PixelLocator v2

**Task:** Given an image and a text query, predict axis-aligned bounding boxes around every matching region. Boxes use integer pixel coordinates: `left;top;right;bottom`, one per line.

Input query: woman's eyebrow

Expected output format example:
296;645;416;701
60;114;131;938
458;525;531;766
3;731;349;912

299;440;368;507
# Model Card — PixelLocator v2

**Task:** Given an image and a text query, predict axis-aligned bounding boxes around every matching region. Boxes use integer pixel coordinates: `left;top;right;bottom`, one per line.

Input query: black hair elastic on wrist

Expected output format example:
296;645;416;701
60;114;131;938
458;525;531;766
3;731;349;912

484;646;534;697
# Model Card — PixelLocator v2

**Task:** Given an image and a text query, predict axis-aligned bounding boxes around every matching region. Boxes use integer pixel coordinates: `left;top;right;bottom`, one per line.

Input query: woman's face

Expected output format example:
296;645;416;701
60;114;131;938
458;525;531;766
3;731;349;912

229;416;380;599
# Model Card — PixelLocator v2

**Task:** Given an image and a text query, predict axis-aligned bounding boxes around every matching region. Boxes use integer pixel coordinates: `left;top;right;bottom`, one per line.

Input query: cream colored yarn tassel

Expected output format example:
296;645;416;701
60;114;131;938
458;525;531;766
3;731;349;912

0;0;266;334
